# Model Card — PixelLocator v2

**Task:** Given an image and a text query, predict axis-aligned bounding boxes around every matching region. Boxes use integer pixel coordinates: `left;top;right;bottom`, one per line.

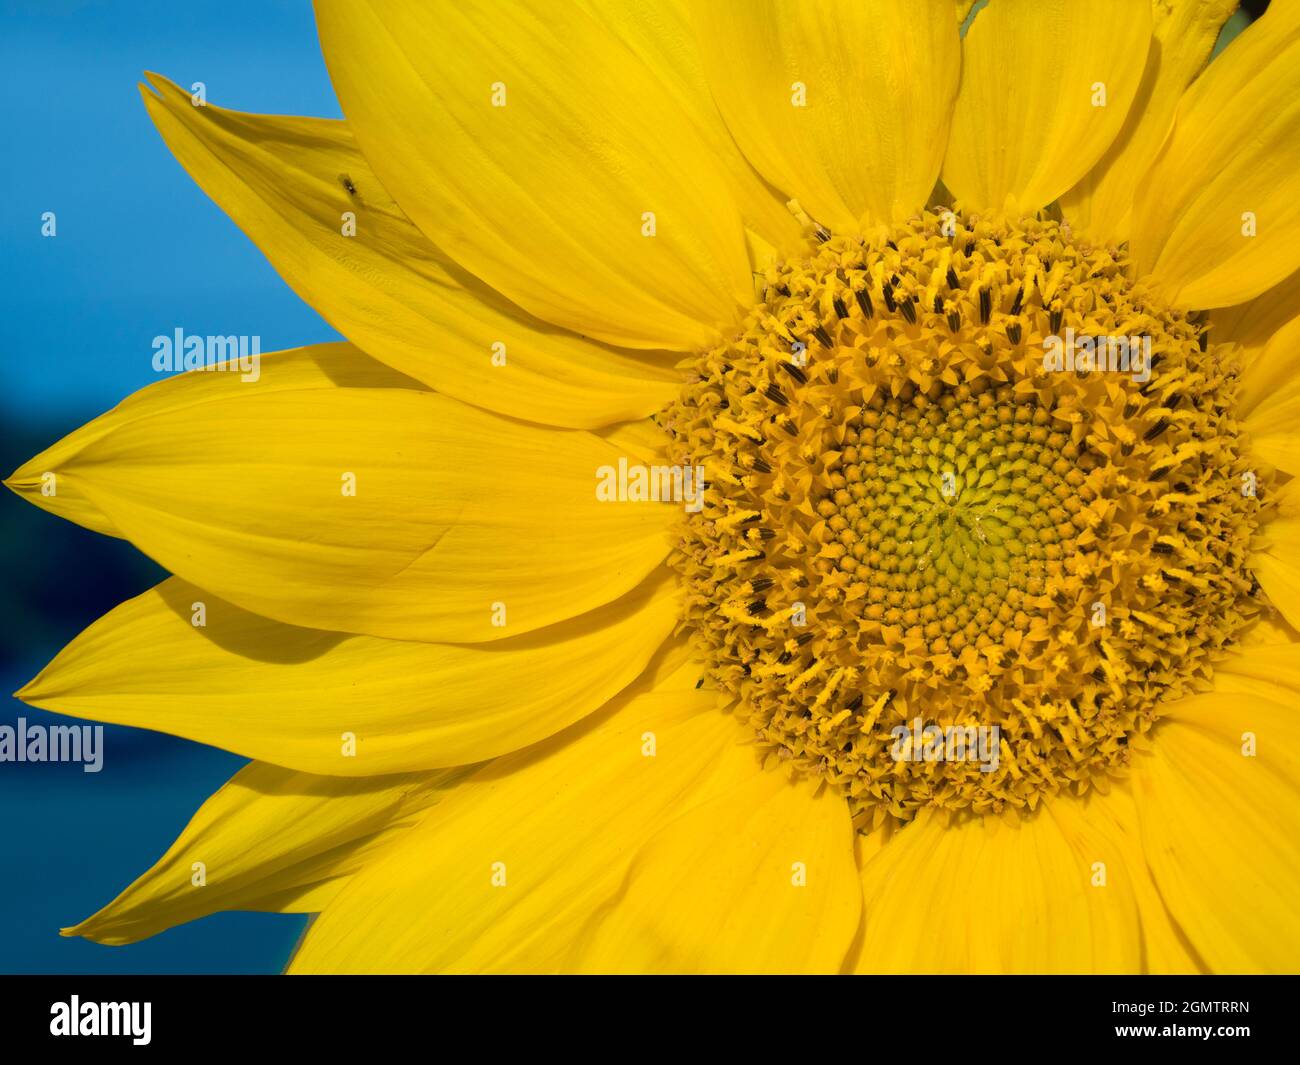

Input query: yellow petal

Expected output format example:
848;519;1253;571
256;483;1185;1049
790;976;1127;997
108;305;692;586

578;0;803;257
1132;3;1300;308
9;376;672;642
1238;313;1300;472
1237;308;1300;416
853;802;1141;973
693;0;960;233
596;417;670;465
140;75;677;430
4;342;410;539
1214;640;1300;705
19;569;680;774
944;0;1152;214
1251;478;1300;629
1210;264;1300;363
1081;782;1206;973
314;0;752;350
66;761;469;945
1132;693;1300;972
1060;0;1238;242
1236;610;1300;648
289;691;751;973
569;775;859;974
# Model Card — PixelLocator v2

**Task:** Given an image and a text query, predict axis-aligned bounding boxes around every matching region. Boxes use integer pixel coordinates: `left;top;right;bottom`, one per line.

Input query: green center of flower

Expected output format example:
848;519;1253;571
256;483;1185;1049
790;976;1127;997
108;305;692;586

666;208;1266;829
826;382;1064;656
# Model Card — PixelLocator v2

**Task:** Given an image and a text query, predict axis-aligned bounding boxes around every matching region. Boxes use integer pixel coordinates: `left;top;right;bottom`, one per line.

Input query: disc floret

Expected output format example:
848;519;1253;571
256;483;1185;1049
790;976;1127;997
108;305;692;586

667;208;1265;828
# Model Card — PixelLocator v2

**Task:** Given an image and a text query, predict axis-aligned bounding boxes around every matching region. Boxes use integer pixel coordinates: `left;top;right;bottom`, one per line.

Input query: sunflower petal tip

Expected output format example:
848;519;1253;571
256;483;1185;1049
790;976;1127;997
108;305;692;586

60;913;118;944
15;667;55;705
4;465;52;499
58;913;100;939
139;71;184;108
2;466;32;491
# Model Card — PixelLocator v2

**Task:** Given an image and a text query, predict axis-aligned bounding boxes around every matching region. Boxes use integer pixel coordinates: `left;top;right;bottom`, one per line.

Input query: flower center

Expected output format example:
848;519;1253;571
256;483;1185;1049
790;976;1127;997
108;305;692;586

666;208;1266;829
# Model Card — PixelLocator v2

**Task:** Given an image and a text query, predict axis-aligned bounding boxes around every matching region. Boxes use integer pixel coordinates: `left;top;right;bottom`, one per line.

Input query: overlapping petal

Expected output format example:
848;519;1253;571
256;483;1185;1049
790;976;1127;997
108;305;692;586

19;570;680;774
289;671;767;973
1210;265;1300;363
141;75;678;429
1060;0;1238;242
691;0;960;233
1133;2;1300;308
5;342;410;538
1251;478;1300;629
1237;314;1300;473
1131;692;1300;972
577;0;804;258
944;0;1152;214
7;348;674;642
314;0;754;350
65;761;471;945
851;801;1142;973
569;772;859;974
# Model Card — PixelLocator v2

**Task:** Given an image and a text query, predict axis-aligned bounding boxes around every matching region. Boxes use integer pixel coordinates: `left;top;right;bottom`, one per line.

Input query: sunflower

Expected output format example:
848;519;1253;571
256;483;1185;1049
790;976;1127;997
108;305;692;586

9;0;1300;975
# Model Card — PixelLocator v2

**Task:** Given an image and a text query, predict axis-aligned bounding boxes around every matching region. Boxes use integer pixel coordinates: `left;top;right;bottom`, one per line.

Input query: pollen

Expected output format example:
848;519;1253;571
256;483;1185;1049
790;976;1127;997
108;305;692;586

665;207;1268;831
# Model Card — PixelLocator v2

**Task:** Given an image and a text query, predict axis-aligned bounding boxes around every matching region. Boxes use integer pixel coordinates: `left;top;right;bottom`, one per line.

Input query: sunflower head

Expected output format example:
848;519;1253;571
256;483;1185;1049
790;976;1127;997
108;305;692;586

669;207;1266;826
8;0;1300;977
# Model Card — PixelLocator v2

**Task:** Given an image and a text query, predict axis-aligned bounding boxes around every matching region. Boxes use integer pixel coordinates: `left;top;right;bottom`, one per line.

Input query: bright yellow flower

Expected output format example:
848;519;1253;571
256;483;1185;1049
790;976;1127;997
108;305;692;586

8;0;1300;973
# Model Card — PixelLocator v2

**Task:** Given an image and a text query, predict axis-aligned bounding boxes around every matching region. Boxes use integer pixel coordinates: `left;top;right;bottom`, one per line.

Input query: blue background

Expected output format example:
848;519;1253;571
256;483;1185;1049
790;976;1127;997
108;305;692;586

0;0;343;973
0;0;1263;974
